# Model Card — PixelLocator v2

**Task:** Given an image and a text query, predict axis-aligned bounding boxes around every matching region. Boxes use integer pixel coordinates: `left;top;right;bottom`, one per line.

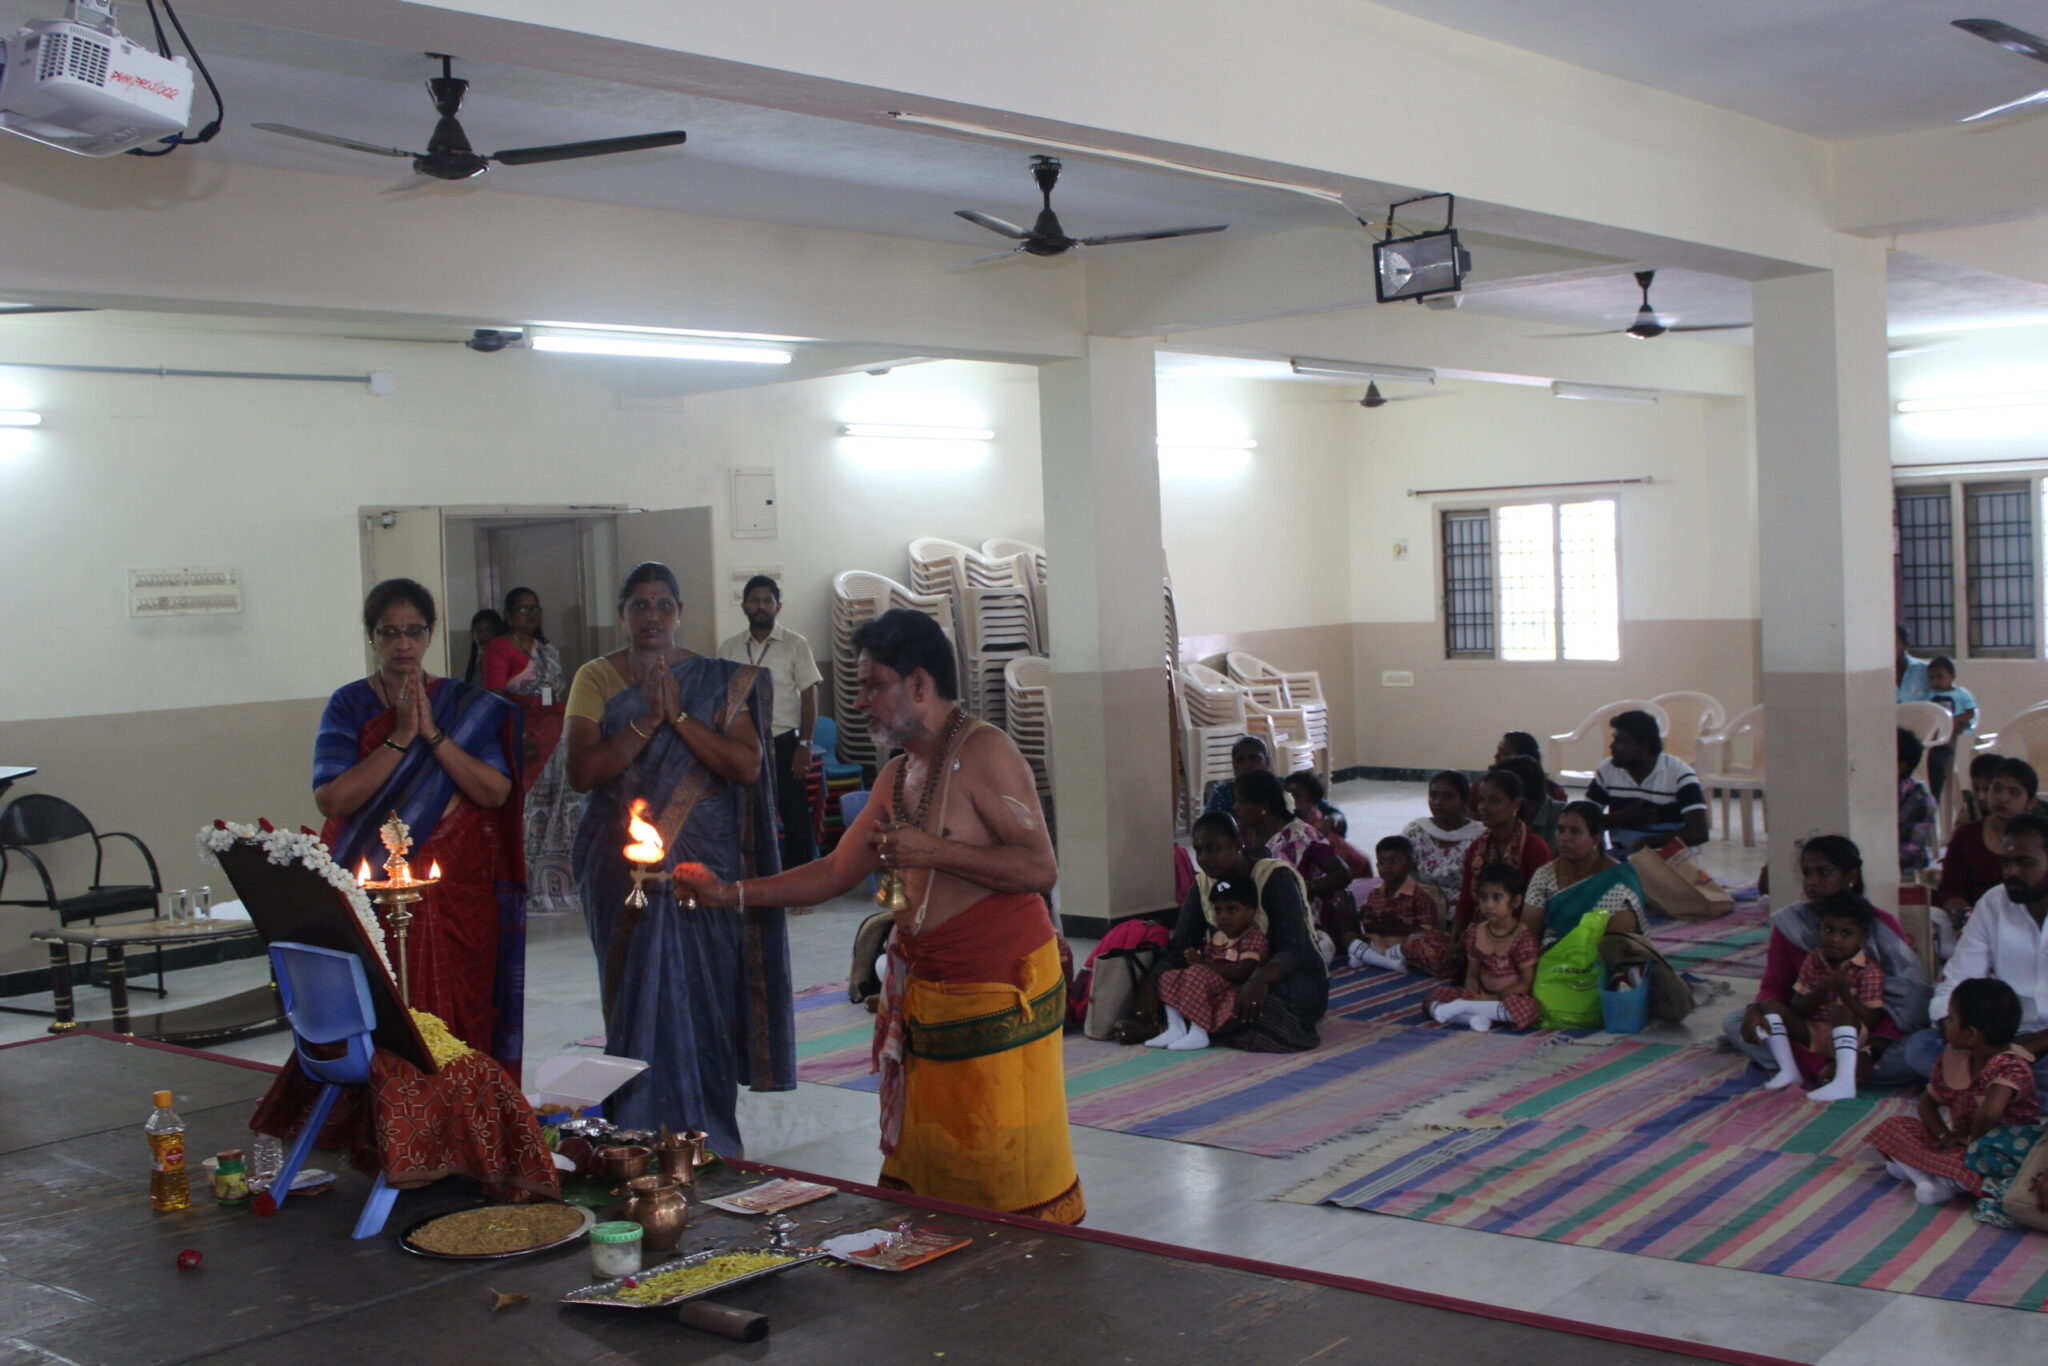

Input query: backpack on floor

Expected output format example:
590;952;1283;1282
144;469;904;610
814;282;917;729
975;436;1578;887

1083;944;1164;1040
1599;931;1696;1022
848;911;894;1004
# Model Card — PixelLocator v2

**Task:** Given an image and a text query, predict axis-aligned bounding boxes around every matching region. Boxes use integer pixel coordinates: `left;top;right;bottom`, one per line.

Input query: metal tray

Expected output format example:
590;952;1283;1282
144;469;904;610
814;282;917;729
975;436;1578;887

399;1203;595;1260
560;1246;825;1309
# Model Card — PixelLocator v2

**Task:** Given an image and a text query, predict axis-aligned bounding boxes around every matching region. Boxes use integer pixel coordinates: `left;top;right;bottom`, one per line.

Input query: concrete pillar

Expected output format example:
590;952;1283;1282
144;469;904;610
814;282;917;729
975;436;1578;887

1752;241;1896;899
1039;337;1176;931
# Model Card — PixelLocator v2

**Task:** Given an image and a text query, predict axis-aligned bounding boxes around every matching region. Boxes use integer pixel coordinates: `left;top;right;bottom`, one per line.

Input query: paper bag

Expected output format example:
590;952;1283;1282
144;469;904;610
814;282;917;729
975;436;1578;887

1628;839;1734;921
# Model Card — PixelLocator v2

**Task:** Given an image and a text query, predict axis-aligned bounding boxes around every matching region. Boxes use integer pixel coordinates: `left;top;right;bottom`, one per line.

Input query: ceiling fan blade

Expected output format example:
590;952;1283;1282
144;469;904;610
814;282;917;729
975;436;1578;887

253;122;419;159
1663;322;1753;333
1960;88;2048;122
952;247;1029;268
0;304;91;316
490;130;687;166
1535;329;1628;338
1077;224;1228;247
1954;18;2048;65
954;210;1032;240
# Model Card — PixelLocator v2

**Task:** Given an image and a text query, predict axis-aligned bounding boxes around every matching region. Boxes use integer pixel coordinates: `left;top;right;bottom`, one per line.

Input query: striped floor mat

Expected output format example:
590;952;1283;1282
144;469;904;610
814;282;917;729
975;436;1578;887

1284;1115;2048;1310
1648;906;1770;979
792;968;1569;1158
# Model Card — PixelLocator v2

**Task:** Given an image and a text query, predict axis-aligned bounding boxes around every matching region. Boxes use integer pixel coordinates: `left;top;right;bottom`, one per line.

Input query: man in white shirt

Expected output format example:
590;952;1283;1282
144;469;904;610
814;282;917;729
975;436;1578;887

1900;812;2048;1090
718;575;824;870
1583;709;1709;853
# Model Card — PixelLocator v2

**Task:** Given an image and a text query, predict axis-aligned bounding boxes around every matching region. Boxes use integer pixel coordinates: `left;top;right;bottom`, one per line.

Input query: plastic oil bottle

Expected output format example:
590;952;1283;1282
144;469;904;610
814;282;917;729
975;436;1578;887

146;1090;190;1211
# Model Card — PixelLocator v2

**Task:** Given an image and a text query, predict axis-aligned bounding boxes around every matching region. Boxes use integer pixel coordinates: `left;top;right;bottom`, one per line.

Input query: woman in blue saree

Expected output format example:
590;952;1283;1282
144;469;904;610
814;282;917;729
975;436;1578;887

565;562;795;1155
313;578;527;1074
1520;801;1645;948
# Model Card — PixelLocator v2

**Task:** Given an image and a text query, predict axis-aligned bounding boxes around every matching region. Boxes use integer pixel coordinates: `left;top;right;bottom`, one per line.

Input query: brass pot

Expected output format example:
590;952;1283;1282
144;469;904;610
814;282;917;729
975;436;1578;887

617;1174;689;1252
589;1144;650;1184
656;1142;697;1185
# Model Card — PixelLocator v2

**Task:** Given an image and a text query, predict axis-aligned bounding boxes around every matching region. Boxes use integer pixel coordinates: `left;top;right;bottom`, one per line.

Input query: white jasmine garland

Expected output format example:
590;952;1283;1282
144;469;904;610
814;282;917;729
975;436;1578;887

198;822;394;976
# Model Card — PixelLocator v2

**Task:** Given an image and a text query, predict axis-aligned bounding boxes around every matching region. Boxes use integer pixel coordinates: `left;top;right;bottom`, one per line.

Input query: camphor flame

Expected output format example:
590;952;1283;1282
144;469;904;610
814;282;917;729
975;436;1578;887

356;859;372;886
426;861;441;881
623;799;666;865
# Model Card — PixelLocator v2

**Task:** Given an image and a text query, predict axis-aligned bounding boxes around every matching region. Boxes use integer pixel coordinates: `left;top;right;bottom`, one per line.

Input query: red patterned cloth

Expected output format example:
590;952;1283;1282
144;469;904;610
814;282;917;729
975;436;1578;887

1158;928;1270;1032
1869;1047;2042;1188
251;1048;560;1201
1424;922;1541;1030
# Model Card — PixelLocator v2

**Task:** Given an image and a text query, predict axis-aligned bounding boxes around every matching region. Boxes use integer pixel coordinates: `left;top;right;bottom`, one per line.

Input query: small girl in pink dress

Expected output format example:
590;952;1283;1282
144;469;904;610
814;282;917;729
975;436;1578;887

1869;977;2044;1227
1148;879;1268;1052
1425;862;1541;1032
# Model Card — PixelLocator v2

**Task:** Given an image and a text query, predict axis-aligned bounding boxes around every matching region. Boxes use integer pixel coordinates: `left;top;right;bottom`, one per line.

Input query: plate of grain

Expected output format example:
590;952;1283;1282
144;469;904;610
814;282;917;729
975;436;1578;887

400;1203;595;1259
561;1247;825;1309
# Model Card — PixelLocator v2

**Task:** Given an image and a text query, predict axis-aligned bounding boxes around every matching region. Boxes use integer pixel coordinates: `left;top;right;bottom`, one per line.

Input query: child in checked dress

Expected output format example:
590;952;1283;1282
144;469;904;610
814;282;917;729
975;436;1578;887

1148;878;1268;1052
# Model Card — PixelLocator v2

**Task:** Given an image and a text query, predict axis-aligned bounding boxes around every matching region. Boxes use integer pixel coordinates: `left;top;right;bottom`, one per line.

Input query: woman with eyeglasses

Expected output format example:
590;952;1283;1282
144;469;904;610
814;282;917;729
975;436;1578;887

313;577;525;1068
562;561;794;1156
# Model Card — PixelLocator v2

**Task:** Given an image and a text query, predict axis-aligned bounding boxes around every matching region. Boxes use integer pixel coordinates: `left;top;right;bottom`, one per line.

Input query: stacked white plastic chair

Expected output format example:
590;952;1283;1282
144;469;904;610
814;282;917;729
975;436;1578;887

907;539;1042;727
984;538;1050;656
1226;651;1331;782
1177;665;1252;828
1004;655;1055;836
830;569;954;768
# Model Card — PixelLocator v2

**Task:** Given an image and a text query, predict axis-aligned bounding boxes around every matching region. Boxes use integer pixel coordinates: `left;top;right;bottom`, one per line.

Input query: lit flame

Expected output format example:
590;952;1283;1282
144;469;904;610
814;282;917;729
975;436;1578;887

356;859;372;886
426;861;441;881
624;799;666;865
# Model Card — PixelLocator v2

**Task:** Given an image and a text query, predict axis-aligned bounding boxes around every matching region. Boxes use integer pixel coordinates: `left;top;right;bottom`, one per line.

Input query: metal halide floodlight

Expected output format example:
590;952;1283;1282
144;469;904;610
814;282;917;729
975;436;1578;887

1373;193;1470;304
0;0;194;156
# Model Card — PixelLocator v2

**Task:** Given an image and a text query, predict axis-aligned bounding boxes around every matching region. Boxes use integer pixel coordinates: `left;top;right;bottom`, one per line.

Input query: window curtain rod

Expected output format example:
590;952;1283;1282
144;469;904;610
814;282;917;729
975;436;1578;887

1406;476;1653;498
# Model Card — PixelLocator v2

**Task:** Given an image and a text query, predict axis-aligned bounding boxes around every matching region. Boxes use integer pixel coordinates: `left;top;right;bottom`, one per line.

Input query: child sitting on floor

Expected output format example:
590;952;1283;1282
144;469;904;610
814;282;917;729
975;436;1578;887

1755;893;1886;1102
1147;877;1269;1052
1425;862;1540;1033
1350;835;1437;973
1869;978;2043;1226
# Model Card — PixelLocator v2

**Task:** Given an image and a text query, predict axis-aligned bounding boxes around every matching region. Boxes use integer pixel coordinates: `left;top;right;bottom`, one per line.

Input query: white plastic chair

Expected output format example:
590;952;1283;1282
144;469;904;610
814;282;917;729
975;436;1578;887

1650;692;1727;766
1547;700;1669;786
1696;704;1766;847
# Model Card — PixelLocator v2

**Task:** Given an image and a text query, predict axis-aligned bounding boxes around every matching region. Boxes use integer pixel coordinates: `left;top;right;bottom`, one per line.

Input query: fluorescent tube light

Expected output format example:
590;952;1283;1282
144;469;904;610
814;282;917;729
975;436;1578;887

840;423;994;441
1156;436;1257;450
1289;358;1436;385
528;321;811;343
0;410;41;426
531;334;792;364
1896;391;2048;414
1551;381;1658;405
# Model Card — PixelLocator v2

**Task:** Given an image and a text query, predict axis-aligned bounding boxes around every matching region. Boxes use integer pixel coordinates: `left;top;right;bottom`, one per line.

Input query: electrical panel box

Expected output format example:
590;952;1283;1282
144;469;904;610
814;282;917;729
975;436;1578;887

731;467;776;539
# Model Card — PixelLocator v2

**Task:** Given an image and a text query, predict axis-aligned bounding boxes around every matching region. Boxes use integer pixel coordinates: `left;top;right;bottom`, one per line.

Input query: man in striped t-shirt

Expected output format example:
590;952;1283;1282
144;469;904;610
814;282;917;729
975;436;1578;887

1584;709;1710;853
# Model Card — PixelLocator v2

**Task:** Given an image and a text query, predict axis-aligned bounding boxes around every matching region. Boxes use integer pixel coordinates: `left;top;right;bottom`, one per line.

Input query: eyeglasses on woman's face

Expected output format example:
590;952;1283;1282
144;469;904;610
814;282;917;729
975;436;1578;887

374;625;432;642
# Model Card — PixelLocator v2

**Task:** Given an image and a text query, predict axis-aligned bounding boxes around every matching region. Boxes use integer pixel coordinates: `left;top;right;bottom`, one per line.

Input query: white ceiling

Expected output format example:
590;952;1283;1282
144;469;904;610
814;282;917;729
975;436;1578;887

1370;1;2048;141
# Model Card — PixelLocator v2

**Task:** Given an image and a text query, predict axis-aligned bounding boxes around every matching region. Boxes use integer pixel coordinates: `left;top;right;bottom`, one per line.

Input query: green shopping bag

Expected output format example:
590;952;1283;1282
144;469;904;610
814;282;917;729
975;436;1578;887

1533;908;1610;1029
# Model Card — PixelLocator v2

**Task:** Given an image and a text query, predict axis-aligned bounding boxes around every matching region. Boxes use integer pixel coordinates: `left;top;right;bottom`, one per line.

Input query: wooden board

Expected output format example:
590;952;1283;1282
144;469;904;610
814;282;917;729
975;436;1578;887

0;1034;1737;1366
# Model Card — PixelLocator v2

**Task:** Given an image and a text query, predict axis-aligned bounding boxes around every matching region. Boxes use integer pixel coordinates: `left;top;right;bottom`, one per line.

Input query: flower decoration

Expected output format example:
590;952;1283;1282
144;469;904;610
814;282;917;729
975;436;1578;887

199;821;393;976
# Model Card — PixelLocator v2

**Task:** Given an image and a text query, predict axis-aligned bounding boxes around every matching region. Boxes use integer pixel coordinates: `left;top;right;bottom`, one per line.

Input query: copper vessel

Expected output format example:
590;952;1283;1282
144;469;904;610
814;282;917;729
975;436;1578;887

589;1144;650;1184
617;1174;689;1252
656;1134;701;1185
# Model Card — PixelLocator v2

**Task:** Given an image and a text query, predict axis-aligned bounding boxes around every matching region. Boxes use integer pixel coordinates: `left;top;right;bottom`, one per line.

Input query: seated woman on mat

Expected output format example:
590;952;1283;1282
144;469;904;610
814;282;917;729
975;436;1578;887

1407;768;1551;981
1117;812;1329;1052
1935;757;2038;948
1494;731;1569;802
1496;753;1561;849
1425;862;1541;1033
1236;769;1359;964
1146;877;1268;1051
1521;801;1643;948
1752;892;1886;1103
1402;769;1484;903
1584;708;1709;853
1722;835;1929;1087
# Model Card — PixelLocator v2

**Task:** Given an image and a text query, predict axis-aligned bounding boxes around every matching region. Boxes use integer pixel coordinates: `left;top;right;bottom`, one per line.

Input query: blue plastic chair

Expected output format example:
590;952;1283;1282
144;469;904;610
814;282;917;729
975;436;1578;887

839;791;879;898
811;716;865;786
266;941;398;1240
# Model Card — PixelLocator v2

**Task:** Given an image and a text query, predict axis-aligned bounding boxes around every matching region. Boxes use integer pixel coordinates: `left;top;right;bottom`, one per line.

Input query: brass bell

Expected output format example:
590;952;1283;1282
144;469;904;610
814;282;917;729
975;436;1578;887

875;869;912;912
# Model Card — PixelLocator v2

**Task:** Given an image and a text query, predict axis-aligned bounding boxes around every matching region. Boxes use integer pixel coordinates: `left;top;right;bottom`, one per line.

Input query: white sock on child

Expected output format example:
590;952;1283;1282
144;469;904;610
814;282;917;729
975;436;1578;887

1145;1005;1189;1048
1896;1162;1963;1206
1466;1000;1506;1032
1378;942;1406;971
1356;943;1405;972
1347;939;1370;968
1167;1022;1211;1051
1806;1026;1862;1102
1761;1013;1800;1090
1431;999;1475;1024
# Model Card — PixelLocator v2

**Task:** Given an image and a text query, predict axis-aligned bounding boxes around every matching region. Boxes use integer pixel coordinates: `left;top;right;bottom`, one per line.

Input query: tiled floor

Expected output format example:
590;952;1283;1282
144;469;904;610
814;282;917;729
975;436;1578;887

7;780;2037;1362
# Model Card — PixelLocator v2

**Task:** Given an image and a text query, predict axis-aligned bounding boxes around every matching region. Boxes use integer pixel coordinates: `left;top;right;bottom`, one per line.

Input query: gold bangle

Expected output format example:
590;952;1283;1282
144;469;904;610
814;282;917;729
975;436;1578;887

382;737;407;754
629;720;653;741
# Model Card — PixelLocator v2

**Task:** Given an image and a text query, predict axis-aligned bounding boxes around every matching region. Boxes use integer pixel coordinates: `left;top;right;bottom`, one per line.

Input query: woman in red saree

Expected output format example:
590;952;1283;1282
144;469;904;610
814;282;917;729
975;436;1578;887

314;578;527;1074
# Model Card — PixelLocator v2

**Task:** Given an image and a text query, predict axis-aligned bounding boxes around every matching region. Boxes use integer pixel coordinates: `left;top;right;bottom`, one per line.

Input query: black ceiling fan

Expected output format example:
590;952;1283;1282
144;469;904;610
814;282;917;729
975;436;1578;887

1542;270;1750;340
954;155;1227;264
1953;18;2048;122
254;54;687;185
1353;381;1443;408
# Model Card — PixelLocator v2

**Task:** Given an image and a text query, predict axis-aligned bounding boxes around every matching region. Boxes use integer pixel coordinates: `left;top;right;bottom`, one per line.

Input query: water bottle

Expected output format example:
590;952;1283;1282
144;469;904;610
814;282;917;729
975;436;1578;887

249;1132;284;1191
146;1090;190;1211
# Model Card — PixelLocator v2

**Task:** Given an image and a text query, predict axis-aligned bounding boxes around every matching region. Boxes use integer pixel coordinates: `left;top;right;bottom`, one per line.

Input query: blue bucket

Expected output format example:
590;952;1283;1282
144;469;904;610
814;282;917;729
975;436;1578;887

1601;968;1651;1035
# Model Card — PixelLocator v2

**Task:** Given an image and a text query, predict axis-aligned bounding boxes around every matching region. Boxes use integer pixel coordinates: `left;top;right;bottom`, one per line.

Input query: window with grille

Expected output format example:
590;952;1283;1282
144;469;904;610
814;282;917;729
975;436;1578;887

1440;499;1619;661
1965;482;2036;657
1894;488;1954;654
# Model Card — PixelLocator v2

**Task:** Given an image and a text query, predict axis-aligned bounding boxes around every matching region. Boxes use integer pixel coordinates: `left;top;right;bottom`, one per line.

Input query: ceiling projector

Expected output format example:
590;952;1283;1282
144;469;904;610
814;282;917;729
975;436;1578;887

0;0;192;156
